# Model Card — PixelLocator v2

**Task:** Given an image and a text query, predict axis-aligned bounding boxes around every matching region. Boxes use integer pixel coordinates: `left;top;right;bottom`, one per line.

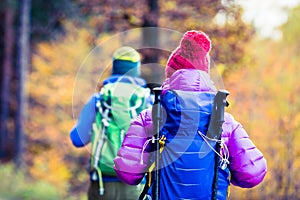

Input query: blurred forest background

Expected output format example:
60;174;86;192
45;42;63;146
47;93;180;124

0;0;300;199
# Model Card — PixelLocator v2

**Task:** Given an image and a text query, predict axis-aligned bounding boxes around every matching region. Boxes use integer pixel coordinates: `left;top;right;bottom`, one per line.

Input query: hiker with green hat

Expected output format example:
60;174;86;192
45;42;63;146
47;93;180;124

70;46;152;200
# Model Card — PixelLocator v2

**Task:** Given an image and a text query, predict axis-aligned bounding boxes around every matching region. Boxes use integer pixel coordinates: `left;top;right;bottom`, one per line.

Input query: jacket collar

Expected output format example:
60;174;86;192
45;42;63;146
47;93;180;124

162;69;216;92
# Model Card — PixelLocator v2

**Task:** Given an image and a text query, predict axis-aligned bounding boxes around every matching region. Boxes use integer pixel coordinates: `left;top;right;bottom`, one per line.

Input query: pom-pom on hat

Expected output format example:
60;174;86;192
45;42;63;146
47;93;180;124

112;46;141;77
165;30;212;78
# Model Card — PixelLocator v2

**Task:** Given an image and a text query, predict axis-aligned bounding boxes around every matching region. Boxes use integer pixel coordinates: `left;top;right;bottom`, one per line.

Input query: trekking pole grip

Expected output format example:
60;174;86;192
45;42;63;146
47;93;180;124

152;87;162;123
208;90;229;200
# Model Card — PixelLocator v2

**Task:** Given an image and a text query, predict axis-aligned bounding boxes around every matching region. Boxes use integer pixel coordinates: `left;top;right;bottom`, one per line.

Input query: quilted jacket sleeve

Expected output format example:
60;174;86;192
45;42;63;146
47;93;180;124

114;108;154;185
222;113;267;188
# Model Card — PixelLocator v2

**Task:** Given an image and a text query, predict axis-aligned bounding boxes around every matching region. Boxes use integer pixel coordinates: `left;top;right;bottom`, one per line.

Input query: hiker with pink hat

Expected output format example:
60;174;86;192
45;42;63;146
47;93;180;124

114;30;267;200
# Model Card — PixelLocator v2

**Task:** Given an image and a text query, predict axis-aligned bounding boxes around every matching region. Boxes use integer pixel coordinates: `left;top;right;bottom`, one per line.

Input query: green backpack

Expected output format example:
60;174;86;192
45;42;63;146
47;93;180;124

90;79;150;194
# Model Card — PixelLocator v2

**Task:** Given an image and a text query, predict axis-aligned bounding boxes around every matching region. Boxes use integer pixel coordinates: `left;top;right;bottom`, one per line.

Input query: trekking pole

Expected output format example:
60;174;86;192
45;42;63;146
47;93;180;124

152;87;162;200
206;90;229;200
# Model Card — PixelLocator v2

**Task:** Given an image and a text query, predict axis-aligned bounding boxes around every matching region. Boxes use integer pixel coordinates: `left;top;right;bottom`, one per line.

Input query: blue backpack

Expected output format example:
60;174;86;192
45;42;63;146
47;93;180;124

141;90;230;200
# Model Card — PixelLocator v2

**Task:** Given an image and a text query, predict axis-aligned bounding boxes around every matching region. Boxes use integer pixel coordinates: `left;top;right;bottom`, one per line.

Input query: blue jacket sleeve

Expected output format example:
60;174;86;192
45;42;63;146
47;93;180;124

70;95;96;147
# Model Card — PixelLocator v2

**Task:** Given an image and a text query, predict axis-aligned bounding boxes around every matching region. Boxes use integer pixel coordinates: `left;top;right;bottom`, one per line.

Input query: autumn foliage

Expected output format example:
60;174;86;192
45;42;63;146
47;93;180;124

1;1;300;199
226;9;300;198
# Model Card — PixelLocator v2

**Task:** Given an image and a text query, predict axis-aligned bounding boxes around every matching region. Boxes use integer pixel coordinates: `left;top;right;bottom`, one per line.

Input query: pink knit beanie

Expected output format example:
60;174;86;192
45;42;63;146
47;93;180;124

165;30;212;78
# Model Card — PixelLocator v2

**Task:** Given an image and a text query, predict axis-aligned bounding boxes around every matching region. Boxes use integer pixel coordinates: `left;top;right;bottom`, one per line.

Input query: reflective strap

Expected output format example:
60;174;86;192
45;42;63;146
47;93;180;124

92;123;106;169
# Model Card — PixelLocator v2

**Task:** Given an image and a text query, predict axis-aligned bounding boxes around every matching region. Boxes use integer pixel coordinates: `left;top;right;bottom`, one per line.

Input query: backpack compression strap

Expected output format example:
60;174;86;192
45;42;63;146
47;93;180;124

90;93;111;196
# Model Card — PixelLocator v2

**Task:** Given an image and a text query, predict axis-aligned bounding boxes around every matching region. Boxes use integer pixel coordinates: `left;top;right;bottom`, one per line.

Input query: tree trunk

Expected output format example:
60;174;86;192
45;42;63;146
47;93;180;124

0;0;15;161
142;0;162;83
142;0;159;49
15;0;31;168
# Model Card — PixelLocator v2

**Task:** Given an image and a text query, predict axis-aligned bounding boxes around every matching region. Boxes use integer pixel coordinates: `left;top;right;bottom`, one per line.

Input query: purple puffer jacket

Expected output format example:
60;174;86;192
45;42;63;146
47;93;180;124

114;69;267;188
